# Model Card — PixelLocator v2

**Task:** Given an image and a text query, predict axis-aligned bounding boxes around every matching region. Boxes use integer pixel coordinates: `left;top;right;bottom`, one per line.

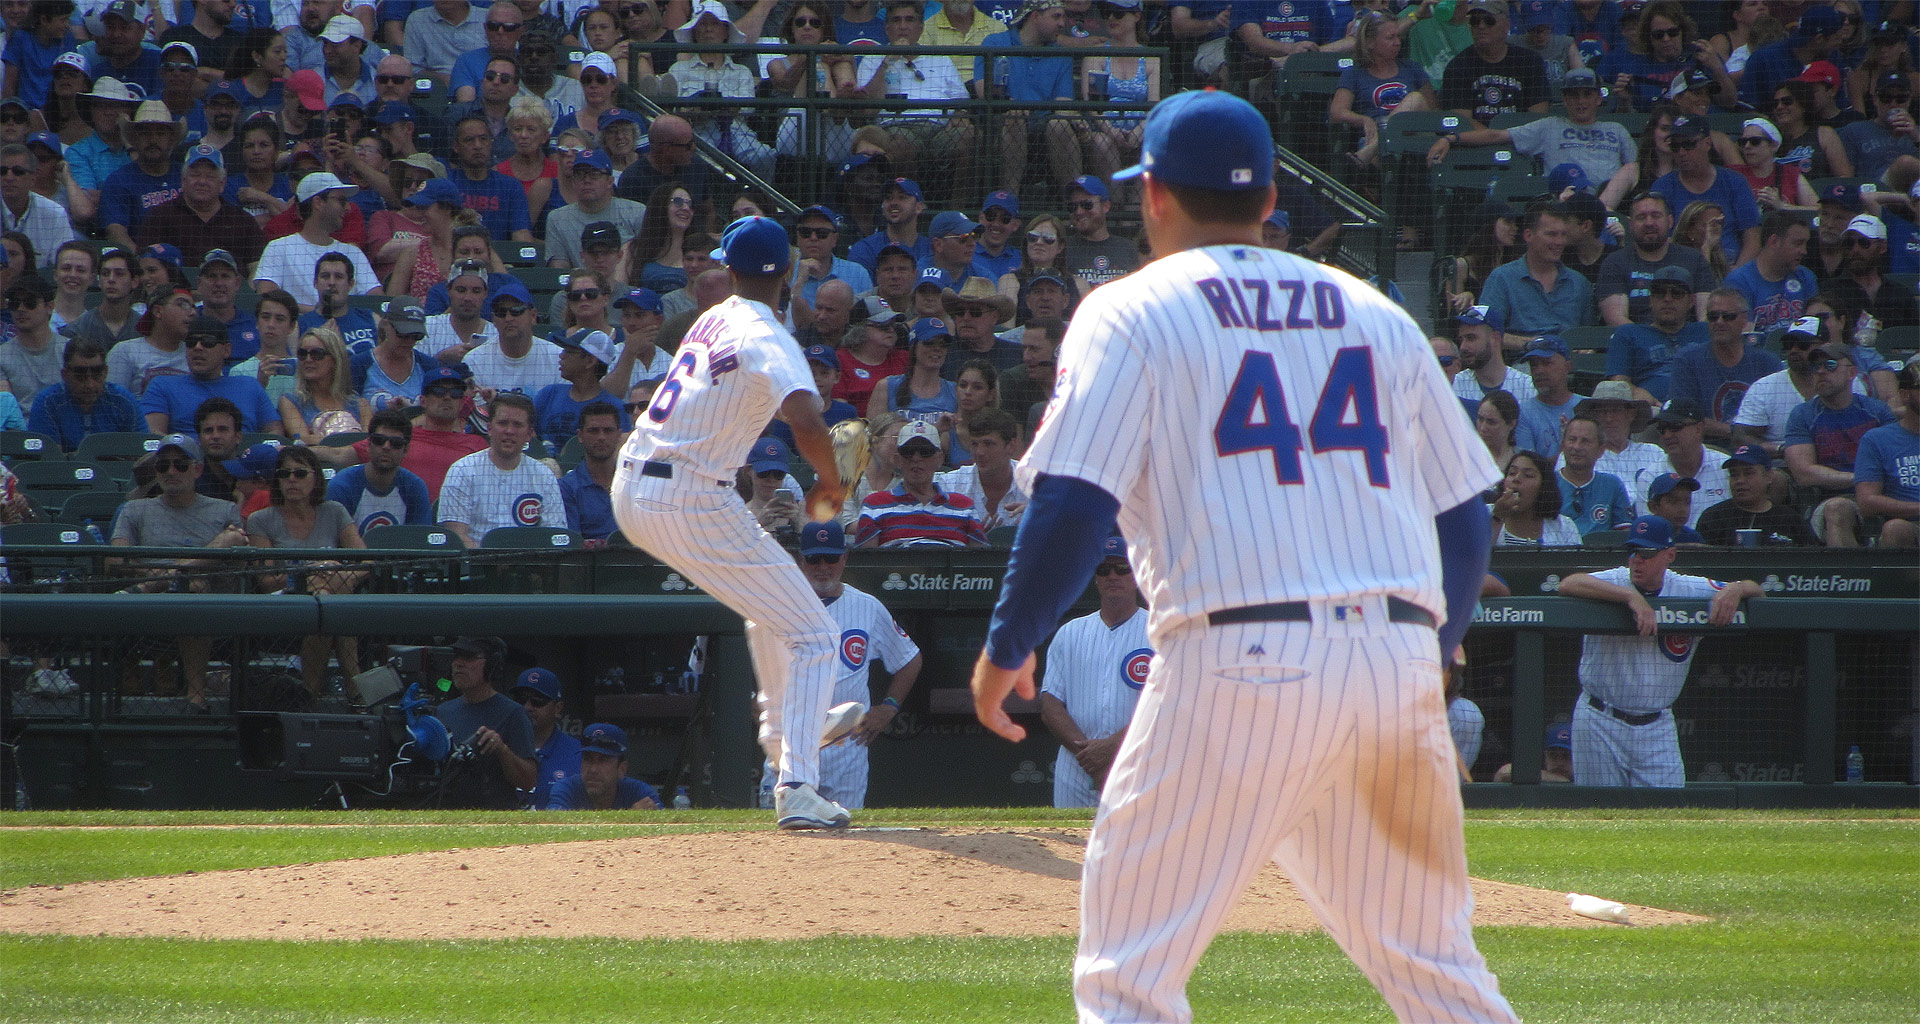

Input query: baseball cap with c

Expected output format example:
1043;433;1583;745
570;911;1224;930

1721;444;1771;469
799;520;846;557
1115;89;1274;192
748;435;792;473
580;722;628;757
1624;515;1676;551
512;667;562;702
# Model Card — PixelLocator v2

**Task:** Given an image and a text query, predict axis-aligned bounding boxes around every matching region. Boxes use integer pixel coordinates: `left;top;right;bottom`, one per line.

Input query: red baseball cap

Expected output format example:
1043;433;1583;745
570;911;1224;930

1794;60;1842;90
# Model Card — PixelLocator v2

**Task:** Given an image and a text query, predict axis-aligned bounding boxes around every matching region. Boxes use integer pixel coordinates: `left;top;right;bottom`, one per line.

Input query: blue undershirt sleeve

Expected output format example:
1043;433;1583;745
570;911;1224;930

983;473;1120;669
1435;497;1493;656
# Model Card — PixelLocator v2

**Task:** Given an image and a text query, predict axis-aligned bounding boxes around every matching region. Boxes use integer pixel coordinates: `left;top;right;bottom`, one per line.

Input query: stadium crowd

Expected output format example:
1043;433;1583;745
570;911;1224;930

0;0;1916;790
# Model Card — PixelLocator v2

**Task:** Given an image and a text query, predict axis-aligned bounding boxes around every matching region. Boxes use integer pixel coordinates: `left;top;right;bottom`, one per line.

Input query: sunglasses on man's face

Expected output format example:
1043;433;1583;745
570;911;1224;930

378;74;411;84
796;226;835;239
486;20;524;32
1669;137;1702;149
1467;12;1499;26
494;303;531;317
1811;358;1846;371
483;70;517;83
425;385;466;397
1093;562;1132;576
1437;354;1457;367
1704;310;1743;322
804;553;842;565
5;296;40;310
66;364;106;378
367;434;409;448
1739;136;1771;146
186;336;228;349
0;113;27;125
517;694;553;708
155;457;194;473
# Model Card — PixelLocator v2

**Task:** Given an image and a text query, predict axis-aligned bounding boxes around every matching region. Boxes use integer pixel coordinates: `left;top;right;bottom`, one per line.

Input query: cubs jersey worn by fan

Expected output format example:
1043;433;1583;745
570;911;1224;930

1040;606;1150;808
436;453;568;541
620;295;815;483
758;584;920;809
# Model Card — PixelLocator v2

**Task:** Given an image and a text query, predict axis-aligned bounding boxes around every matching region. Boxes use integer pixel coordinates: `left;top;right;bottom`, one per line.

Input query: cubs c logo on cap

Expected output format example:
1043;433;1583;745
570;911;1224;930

514;493;543;525
840;629;869;670
1122;648;1153;690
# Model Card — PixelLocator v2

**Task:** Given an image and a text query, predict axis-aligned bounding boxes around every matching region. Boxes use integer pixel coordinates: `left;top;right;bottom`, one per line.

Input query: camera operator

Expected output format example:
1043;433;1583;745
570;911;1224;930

432;636;537;808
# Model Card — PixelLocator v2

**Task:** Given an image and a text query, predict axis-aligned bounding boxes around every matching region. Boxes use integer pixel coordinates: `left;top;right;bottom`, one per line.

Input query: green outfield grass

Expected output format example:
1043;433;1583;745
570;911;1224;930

1;809;1915;1023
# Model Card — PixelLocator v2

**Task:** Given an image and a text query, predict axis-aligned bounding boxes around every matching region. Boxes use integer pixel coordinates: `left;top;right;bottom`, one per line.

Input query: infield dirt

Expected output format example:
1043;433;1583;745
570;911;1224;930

0;827;1706;941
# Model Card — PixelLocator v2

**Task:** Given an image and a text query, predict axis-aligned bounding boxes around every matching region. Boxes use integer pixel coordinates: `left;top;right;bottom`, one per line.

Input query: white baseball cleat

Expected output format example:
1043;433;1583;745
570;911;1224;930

775;782;851;830
820;701;868;748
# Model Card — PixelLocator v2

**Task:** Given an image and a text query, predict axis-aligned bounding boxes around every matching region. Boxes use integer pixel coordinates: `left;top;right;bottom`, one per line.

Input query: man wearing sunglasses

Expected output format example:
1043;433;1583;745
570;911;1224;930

141;315;280;435
790;205;873;307
1438;0;1550;128
1604;264;1705;406
1037;534;1146;808
26;339;141;450
462;278;563;397
1666;287;1782;445
1651;115;1762;267
1784;343;1899;546
449;1;529;103
0;144;75;273
545;151;647;271
509;667;580;811
856;420;989;547
109;432;248;713
325;407;433;533
1822;213;1919;331
319;365;488;501
754;520;922;812
0;276;62;411
1061;175;1137;286
160;0;245;80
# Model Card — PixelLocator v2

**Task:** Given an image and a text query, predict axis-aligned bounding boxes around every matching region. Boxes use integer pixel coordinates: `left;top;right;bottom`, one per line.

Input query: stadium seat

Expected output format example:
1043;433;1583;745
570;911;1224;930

506;242;546;266
318;432;367;447
73;431;162;462
239;432;285;448
54;490;126;529
0;522;100;546
1875;324;1919;358
986;525;1017;547
1583;530;1628;547
517;267;570;294
362;524;465;549
557;436;585;471
1;430;59;462
0;521;103;586
480;527;583;549
1489;111;1547;131
1561;325;1615;352
10;460;115;494
1594;112;1647;136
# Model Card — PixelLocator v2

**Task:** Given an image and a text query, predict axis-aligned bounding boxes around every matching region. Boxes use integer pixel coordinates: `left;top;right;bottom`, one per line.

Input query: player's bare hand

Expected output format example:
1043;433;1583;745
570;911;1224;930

1628;596;1657;636
853;702;897;744
971;650;1036;743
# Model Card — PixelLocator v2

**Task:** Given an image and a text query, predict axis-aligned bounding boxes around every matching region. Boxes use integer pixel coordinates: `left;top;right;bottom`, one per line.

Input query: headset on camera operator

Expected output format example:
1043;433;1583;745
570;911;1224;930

431;635;538;809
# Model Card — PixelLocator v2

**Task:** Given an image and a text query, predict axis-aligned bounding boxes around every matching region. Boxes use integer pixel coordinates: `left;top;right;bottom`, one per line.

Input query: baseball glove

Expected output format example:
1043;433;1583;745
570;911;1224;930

829;418;871;488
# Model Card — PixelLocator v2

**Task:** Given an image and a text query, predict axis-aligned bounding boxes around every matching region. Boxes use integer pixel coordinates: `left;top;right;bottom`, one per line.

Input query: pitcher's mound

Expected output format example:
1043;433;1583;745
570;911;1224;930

0;827;1706;941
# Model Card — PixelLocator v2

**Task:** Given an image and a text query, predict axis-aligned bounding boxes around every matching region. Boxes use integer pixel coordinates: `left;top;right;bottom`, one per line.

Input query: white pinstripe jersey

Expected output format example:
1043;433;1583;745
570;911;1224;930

821;584;920;706
1576;566;1725;711
1451;365;1537;404
1017;245;1501;643
619;296;816;483
1041;607;1150;741
436;452;569;540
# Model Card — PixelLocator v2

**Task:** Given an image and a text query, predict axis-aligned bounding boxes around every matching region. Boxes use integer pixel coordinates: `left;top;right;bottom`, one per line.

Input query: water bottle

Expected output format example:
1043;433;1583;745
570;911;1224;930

758;782;773;809
1846;745;1864;783
673;786;691;810
82;518;105;545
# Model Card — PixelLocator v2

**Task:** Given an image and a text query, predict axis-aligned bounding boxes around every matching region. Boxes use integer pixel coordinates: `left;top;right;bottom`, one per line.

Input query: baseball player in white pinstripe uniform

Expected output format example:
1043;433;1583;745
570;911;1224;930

971;91;1518;1024
1039;536;1150;808
611;216;859;830
758;520;923;809
1557;515;1762;788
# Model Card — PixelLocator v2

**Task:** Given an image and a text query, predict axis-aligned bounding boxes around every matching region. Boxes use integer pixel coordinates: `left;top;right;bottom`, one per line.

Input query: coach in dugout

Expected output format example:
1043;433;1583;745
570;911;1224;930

544;724;661;811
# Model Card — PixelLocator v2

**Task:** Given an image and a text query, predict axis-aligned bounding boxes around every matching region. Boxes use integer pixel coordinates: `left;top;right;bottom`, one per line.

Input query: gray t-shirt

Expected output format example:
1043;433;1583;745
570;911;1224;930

1064;234;1139;287
112;494;242;547
246;500;353;548
543;198;647;268
1593;243;1716;323
0;338;62;412
1507;115;1638;190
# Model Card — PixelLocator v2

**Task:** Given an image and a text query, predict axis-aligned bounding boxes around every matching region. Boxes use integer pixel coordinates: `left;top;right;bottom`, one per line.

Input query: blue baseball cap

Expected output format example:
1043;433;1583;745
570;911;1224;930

613;287;663;314
1069;174;1108;199
422;365;470;388
1646;473;1700;502
1624;514;1677;551
25;131;62;156
184;143;223;170
142;243;182;268
1545;722;1572;752
981;189;1019;216
748;435;792;473
1100;534;1126;560
372;100;417;124
489;277;535;308
1819;181;1864;211
885;177;923;201
1547;162;1591;195
598;107;641;131
910;317;951;344
405;176;463;208
913;266;952;292
1515;0;1553;29
837;151;884;176
221;441;283;480
1457;304;1505;332
512;667;562;701
1521;335;1569;361
1115;89;1274;192
930;210;980;237
573;148;614;174
580;722;628;757
1722;444;1771;469
157;432;203;463
797;204;841;228
799;520;846;556
803;343;838;369
1264;209;1290;230
203;79;244;105
711;215;790;276
1027;269;1068;290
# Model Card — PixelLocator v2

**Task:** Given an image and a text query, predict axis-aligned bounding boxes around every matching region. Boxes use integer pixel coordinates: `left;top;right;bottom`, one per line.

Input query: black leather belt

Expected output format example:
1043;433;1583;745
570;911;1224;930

1207;597;1436;629
1587;695;1662;727
639;460;728;487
